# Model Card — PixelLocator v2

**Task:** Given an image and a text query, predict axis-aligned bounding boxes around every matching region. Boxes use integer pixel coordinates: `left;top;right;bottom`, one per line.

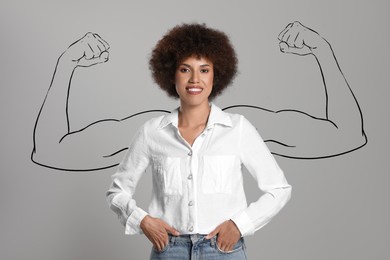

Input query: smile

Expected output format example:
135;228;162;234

186;87;203;94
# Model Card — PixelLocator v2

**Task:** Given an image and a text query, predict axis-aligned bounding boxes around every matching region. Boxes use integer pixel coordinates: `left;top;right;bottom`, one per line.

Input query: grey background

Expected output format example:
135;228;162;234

1;0;389;259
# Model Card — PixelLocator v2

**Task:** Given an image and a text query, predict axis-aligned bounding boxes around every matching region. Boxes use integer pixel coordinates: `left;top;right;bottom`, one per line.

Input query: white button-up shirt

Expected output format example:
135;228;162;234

106;104;291;237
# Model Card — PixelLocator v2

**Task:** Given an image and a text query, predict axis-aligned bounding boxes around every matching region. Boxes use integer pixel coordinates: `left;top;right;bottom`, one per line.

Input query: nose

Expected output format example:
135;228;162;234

189;71;200;83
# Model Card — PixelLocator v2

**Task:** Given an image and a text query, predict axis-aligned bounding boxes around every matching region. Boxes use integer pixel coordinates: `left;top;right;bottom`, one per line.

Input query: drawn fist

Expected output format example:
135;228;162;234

278;21;328;56
61;32;110;67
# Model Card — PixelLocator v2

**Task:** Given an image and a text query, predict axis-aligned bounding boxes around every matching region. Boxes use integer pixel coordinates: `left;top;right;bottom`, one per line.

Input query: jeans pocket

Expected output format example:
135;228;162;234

152;241;170;254
215;238;244;254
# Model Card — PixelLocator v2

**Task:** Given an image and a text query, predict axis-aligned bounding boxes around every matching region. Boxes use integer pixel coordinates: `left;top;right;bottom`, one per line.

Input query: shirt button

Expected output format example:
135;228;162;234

188;151;192;156
187;174;193;180
189;226;194;232
188;200;193;206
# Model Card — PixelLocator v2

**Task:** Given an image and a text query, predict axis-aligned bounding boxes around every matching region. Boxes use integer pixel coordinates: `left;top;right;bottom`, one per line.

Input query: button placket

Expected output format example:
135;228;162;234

187;148;198;235
186;132;206;237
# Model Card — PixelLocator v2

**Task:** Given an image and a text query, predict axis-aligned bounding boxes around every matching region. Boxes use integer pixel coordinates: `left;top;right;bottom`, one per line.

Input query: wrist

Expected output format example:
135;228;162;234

311;39;332;57
140;215;151;229
58;51;79;69
229;219;242;237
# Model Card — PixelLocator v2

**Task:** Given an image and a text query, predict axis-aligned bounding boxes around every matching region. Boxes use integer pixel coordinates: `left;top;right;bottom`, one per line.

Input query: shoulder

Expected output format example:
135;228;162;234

221;109;262;143
210;103;245;128
140;115;167;132
128;115;167;147
219;108;253;129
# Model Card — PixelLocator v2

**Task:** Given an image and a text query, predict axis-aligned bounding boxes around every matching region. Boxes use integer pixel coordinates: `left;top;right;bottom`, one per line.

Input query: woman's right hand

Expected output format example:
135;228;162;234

60;32;110;68
140;215;180;251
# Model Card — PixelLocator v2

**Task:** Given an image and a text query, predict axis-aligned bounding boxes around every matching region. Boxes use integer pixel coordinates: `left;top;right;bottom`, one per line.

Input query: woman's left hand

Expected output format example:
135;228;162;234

206;220;241;252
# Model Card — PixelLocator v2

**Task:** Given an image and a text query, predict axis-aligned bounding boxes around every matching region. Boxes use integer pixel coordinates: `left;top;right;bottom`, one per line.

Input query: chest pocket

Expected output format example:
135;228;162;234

154;157;183;196
202;155;240;194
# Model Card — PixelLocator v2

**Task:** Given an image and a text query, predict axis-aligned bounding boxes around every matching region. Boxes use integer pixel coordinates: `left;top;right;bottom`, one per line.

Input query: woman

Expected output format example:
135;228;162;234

106;23;292;259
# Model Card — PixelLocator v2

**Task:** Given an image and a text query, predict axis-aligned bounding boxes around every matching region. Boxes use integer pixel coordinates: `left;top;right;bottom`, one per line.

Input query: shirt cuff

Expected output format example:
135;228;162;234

125;207;148;235
230;211;255;237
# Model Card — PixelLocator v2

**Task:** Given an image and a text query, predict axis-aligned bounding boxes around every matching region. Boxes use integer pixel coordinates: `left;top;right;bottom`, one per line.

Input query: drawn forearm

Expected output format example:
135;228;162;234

313;43;366;141
33;55;76;156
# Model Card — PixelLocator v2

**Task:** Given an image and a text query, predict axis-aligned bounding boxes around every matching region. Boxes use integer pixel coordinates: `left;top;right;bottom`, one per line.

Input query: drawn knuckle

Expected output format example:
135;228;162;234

293;21;301;27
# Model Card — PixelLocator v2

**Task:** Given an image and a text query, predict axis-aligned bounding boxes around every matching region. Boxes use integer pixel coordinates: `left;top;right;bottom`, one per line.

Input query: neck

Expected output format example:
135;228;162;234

178;102;211;127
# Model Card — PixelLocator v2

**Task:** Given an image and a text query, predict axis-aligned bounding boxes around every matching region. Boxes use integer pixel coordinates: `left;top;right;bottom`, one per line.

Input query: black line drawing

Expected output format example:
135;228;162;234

31;22;367;172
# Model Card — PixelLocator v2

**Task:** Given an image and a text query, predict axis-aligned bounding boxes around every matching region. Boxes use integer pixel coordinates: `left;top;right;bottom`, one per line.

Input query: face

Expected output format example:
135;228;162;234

175;55;214;108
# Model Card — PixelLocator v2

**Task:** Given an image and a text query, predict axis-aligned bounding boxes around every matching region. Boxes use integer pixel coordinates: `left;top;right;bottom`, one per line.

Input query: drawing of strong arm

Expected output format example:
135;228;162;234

32;23;367;172
224;22;367;159
31;33;168;171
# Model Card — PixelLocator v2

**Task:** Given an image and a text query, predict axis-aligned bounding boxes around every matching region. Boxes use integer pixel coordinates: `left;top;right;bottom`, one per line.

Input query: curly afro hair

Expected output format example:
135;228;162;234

149;23;238;100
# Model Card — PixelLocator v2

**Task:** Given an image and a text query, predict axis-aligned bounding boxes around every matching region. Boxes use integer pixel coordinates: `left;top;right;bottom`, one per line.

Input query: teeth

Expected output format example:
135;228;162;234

188;88;202;92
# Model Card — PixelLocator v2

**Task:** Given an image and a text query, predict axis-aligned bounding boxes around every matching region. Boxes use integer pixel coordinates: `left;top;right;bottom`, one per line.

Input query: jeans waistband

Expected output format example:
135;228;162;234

168;234;216;246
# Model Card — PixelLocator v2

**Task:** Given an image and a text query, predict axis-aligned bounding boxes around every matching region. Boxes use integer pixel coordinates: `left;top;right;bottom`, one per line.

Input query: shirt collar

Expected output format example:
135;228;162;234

157;103;233;130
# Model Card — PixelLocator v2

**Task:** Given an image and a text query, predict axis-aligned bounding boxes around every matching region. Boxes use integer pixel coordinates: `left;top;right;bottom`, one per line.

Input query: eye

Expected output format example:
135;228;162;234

179;67;190;73
200;69;209;73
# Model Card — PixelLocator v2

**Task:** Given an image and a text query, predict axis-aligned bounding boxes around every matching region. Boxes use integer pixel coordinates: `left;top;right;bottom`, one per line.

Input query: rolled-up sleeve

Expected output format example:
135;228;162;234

231;116;292;237
106;125;150;235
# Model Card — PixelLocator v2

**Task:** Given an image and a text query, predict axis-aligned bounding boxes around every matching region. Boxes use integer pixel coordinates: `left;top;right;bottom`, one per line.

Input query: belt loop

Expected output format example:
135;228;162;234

210;236;216;247
241;237;246;249
169;234;175;245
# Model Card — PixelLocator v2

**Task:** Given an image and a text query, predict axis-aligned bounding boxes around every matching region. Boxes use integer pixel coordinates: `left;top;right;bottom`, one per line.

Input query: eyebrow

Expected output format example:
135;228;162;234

180;63;211;68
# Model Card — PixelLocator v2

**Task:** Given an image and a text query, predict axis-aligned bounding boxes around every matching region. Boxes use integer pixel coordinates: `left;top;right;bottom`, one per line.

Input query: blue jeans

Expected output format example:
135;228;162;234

149;234;247;260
